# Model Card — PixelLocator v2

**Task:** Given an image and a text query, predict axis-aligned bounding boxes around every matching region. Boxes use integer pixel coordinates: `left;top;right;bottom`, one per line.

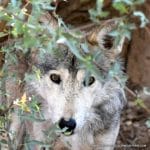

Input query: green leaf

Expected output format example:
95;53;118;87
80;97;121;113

59;35;85;61
23;34;37;48
0;32;8;38
11;21;24;37
11;0;17;6
113;2;128;14
133;11;149;28
0;139;8;144
89;0;109;22
135;98;146;108
25;140;45;146
80;43;89;53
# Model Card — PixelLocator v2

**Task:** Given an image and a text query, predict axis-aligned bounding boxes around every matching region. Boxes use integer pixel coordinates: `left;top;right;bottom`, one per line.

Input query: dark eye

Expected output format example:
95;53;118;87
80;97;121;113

83;76;95;87
50;74;61;84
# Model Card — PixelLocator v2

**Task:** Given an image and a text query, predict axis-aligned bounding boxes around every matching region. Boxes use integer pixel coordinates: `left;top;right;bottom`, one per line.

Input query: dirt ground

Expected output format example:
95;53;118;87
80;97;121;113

115;95;150;150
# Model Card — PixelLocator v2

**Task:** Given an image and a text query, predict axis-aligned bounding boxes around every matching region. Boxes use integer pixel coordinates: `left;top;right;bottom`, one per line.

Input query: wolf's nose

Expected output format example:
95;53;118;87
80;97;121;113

58;118;76;135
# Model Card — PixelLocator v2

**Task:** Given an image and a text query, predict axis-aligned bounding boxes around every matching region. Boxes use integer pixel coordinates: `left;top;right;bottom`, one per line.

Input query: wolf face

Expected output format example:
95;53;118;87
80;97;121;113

29;53;125;133
11;19;126;150
26;46;126;149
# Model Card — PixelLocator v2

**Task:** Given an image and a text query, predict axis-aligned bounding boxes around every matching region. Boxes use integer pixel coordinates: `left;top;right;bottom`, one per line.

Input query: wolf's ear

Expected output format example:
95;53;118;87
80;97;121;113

87;20;125;60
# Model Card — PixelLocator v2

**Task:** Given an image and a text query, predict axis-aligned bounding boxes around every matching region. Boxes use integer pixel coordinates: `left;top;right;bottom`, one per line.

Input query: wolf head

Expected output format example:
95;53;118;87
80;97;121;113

26;20;126;136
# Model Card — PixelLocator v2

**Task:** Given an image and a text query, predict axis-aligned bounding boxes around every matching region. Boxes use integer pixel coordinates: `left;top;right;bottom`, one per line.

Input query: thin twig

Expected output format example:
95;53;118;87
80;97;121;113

124;86;137;98
114;76;137;98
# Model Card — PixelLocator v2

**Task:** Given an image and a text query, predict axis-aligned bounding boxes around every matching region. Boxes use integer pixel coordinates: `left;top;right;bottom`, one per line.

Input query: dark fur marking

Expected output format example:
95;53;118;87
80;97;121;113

103;35;114;49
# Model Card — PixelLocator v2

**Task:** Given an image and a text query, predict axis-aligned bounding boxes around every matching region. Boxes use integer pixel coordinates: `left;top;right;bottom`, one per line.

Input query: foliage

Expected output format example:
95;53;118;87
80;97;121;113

89;0;109;21
134;98;149;113
0;0;149;149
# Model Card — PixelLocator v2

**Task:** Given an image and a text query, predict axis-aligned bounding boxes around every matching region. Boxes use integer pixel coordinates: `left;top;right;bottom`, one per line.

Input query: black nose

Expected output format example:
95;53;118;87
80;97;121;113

58;118;76;135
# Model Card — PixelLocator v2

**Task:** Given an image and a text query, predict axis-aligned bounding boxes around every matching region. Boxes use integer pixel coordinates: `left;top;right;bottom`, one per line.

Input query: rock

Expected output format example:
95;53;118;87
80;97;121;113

127;0;150;86
126;120;132;126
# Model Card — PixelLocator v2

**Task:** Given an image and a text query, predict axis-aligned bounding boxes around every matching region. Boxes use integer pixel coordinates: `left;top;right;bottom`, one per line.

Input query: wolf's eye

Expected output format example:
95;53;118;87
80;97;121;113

83;76;95;87
50;74;61;84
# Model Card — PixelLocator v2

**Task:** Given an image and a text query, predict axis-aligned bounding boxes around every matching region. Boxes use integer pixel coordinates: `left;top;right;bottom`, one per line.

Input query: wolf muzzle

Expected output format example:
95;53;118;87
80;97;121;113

58;118;76;136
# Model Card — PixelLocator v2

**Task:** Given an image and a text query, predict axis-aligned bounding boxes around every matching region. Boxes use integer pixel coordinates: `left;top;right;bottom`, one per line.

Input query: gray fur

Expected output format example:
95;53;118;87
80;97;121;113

9;21;126;150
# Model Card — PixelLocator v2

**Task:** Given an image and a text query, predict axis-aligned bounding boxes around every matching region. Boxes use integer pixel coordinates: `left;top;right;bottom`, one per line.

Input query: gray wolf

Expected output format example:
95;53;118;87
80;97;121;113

10;20;126;150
